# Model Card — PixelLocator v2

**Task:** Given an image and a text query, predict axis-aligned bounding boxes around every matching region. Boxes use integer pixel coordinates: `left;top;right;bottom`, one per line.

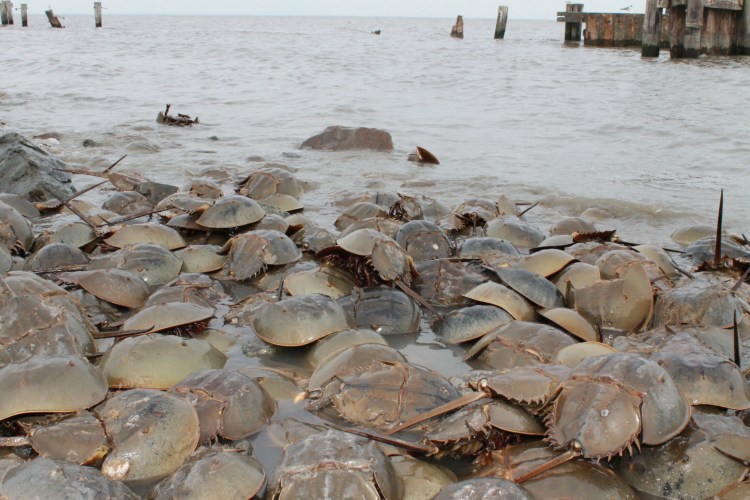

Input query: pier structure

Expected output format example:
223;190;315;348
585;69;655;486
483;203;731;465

558;1;750;57
0;1;14;25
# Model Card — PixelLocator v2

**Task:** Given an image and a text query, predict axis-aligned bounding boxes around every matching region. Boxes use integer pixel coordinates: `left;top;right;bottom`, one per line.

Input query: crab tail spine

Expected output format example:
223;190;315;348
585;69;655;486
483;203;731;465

714;189;723;268
513;448;580;484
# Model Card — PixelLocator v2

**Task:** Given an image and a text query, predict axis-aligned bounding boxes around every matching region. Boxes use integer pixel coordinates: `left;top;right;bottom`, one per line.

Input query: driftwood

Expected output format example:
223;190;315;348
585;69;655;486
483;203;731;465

45;9;64;29
156;104;199;127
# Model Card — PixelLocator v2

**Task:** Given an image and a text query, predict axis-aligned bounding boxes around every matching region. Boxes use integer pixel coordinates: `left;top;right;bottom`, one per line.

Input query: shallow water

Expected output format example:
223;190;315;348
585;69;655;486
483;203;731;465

1;15;748;244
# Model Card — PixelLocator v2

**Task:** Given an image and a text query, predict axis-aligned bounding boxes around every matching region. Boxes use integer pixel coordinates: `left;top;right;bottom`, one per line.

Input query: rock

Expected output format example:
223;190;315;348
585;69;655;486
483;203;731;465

300;126;394;152
0;132;75;202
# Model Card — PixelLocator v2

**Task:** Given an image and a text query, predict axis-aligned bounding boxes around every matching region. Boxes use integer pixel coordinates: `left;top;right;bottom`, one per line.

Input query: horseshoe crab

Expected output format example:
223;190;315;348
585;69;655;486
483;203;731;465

316;228;417;286
0;457;138;499
413;258;489;307
477;441;637;498
431;304;513;344
422;399;544;460
103;222;186;250
102;190;154;216
573;260;653;335
311;360;460;431
389;455;456;500
484;217;545;249
489;266;566;309
174;244;225;273
435;478;532;500
0;201;33;255
544;353;690;464
614;412;750;499
463;281;538;322
457;237;519;259
394;220;453;262
267;429;403;500
0;356;108;421
150;446;265;500
32;220;97;251
549;217;597;236
521;248;577;278
283;264;356;299
653;276;744;328
23;410;109;466
335;202;390;231
122;302;214;334
194;195;266;230
338;286;421;335
99;334;225;389
169;369;276;442
95;389;200;487
464;320;577;370
22;242;88;274
219;229;301;281
88;243;182;287
449;198;500;233
252;293;351;347
236;164;303;200
308;343;406;390
59;269;150;309
305;328;387;368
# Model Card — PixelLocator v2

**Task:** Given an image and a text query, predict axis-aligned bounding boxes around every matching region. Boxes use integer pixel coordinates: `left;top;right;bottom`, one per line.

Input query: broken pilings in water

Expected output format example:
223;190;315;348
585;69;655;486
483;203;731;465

21;3;27;26
641;0;662;57
562;3;584;42
495;6;509;39
45;8;64;28
94;2;102;28
0;1;13;26
450;15;463;38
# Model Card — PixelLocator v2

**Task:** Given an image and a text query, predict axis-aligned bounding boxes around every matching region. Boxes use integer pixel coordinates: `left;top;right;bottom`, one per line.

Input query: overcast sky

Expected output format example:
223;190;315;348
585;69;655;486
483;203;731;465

35;1;646;20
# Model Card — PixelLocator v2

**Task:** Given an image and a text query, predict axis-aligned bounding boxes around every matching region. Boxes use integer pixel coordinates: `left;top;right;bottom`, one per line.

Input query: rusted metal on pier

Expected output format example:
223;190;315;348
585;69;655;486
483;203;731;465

559;1;750;57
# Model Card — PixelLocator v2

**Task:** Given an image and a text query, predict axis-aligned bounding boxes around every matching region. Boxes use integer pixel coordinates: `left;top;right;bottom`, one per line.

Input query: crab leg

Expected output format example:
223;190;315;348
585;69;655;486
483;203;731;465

714;189;724;268
385;391;488;435
394;279;447;324
734;312;741;369
327;423;437;455
513;448;580;484
0;436;30;447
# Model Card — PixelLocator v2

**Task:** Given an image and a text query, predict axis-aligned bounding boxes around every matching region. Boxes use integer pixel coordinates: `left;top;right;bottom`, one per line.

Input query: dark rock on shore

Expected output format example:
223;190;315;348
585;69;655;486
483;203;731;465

300;126;394;152
0;132;76;202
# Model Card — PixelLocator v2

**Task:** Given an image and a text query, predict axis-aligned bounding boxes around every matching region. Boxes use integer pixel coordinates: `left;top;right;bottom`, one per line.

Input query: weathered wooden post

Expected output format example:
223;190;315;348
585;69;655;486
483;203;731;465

0;1;8;25
565;3;584;41
450;15;464;38
495;6;509;39
94;2;102;28
642;0;662;56
741;0;750;54
682;0;703;57
5;1;13;25
20;3;27;26
45;9;64;28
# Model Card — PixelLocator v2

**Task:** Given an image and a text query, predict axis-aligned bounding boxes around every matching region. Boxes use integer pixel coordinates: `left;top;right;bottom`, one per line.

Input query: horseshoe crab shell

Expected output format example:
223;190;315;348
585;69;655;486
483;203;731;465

253;294;351;347
151;447;265;500
122;302;214;333
463;282;537;322
103;223;186;250
195;195;265;229
491;267;566;309
99;334;226;389
0;356;108;421
267;429;404;500
60;269;150;309
96;389;200;487
0;458;139;499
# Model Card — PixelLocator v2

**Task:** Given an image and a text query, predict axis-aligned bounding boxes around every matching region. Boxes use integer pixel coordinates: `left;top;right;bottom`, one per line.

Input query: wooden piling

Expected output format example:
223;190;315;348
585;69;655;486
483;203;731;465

495;6;509;39
20;3;27;26
683;0;704;57
450;15;464;38
94;2;102;28
642;0;662;56
0;1;8;25
45;9;64;28
5;1;13;25
743;0;750;54
565;3;584;41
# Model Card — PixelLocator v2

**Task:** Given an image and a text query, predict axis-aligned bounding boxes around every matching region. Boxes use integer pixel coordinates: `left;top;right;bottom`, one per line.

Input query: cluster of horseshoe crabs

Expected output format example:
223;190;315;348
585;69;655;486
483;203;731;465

0;154;749;500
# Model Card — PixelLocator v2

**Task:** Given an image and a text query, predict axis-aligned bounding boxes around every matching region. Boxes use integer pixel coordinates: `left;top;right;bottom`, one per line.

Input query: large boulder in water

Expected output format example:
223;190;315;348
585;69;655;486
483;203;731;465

300;126;394;151
0;132;76;202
